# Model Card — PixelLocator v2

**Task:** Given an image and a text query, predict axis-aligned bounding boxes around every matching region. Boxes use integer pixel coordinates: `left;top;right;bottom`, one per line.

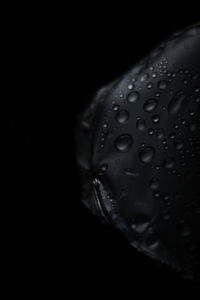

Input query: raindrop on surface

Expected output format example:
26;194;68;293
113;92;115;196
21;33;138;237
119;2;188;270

139;146;155;163
143;98;158;112
148;129;154;135
114;134;134;153
136;118;146;131
127;91;140;103
149;178;160;190
168;91;186;115
128;84;134;90
174;139;184;150
154;190;160;198
156;129;165;140
147;82;153;89
124;168;140;177
152;73;157;79
140;73;149;82
178;221;192;238
158;80;168;90
101;164;108;172
113;104;120;112
163;157;175;169
152;115;160;124
116;110;129;124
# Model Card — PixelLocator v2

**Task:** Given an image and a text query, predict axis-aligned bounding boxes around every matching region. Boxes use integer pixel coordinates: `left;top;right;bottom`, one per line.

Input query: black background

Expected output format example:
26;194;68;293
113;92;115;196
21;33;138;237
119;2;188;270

1;12;200;295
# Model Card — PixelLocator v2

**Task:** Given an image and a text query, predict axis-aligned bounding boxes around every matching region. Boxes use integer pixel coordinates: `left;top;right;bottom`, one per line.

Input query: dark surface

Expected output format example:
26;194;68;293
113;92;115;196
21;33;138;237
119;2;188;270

1;13;200;294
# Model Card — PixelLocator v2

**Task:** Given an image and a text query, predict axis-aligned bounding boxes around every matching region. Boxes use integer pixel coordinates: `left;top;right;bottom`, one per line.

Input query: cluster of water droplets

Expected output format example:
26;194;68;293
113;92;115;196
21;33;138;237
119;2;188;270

95;56;200;252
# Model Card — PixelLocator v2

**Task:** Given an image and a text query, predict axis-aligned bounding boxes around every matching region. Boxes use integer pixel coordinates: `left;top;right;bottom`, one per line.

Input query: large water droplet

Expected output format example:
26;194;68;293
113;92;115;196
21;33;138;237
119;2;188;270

168;91;186;115
114;134;133;153
127;91;140;103
139;147;155;163
143;99;158;112
136;118;146;131
116;110;129;124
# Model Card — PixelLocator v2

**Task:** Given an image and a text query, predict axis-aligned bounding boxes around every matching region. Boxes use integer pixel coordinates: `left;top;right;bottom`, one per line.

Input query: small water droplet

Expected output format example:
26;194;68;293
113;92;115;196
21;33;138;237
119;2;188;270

156;129;165;140
124;168;140;177
149;178;160;190
168;91;186;115
163;157;175;169
128;84;134;90
152;115;160;124
127;91;140;103
143;99;158;112
174;139;184;150
140;73;149;82
158;80;168;90
136;118;146;131
113;104;119;111
147;82;153;89
148;128;154;135
152;73;157;79
139;147;155;163
101;164;108;172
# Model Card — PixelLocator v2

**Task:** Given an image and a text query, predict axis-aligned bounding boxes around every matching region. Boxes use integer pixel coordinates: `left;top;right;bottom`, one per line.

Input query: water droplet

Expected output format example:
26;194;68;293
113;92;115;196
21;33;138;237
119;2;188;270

181;119;186;125
156;129;165;140
140;73;149;82
174;139;184;150
139;147;155;163
178;220;192;238
148;128;154;135
136;118;146;131
158;80;168;90
147;82;153;89
114;134;133;153
128;84;134;90
163;157;175;169
113;104;120;112
169;132;175;139
149;178;160;190
143;98;158;112
152;73;157;79
127;91;140;103
124;168;140;177
168;91;186;115
115;110;129;124
154;190;160;198
101;164;108;172
152;115;160;124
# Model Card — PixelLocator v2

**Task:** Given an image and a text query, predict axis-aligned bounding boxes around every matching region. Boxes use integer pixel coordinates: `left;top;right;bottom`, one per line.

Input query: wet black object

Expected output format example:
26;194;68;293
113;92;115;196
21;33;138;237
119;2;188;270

75;23;200;282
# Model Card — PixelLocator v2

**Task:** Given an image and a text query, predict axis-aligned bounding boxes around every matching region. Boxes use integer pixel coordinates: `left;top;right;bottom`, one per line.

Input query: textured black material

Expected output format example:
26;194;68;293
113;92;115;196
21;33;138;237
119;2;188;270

76;23;200;282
